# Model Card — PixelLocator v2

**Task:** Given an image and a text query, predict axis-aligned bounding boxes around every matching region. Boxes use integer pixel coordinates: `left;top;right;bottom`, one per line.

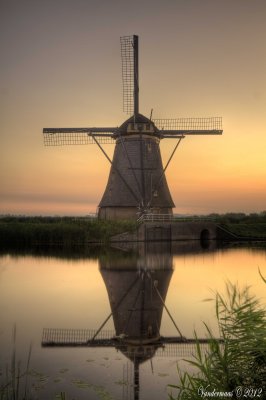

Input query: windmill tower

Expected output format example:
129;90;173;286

43;35;223;220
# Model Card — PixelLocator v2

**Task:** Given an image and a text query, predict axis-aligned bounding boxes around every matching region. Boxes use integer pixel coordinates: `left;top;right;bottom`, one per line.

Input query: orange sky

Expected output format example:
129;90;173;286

0;0;265;215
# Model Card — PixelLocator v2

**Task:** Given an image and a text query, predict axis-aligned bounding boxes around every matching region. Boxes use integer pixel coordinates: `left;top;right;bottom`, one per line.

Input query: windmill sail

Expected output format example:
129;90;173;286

43;128;116;145
153;117;223;136
120;35;139;116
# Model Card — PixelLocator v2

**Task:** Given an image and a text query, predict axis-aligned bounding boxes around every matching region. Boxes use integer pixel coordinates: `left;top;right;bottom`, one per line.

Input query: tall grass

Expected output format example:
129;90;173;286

0;216;138;247
169;272;266;399
0;326;32;400
0;327;67;400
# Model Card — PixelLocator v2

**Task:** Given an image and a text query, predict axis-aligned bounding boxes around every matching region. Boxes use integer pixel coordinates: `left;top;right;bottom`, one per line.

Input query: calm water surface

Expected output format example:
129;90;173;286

0;242;266;399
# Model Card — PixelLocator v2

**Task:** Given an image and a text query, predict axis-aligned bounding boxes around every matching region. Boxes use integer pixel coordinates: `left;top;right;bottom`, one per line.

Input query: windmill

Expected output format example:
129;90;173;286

43;35;223;219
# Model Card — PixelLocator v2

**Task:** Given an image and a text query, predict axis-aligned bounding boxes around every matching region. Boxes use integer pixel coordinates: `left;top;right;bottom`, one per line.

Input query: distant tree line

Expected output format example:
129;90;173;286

205;211;266;224
204;212;266;238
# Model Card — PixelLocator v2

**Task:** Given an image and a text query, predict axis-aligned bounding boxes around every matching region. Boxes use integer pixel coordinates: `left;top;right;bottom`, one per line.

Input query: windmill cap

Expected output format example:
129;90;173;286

117;113;160;135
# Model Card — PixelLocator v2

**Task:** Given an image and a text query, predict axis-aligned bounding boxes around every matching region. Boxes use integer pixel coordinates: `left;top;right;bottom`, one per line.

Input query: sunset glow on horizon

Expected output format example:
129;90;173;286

1;0;265;216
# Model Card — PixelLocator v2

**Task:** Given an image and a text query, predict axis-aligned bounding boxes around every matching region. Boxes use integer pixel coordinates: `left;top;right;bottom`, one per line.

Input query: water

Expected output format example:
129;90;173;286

0;242;266;399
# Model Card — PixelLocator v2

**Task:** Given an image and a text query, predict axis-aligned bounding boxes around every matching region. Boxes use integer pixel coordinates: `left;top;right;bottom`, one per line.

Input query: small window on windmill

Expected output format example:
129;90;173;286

145;124;150;131
147;142;152;152
153;190;158;197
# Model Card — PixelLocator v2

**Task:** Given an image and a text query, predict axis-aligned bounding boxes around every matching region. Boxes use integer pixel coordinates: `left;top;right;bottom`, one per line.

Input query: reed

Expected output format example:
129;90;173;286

0;216;138;247
0;326;32;400
168;272;266;399
0;328;67;400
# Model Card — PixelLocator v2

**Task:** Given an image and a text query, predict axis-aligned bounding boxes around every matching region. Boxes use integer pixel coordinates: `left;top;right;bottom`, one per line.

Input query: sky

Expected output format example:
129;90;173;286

0;0;265;216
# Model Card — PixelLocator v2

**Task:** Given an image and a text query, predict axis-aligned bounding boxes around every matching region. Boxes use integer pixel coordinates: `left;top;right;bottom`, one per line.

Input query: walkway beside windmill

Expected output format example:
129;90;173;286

110;218;221;242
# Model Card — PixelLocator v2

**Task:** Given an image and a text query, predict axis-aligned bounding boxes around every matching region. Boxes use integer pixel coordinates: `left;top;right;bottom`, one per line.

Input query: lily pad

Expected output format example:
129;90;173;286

59;368;69;374
115;380;128;386
91;384;113;400
72;379;90;389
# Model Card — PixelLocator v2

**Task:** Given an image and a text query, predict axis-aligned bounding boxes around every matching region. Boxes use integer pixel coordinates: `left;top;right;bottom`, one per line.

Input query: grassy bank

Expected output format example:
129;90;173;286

0;212;266;248
181;212;266;239
221;222;266;238
0;216;138;247
213;212;266;238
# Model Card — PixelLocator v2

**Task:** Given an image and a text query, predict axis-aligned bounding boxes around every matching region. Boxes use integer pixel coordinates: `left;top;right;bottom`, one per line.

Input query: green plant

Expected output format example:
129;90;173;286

0;216;138;247
168;272;266;399
0;326;32;400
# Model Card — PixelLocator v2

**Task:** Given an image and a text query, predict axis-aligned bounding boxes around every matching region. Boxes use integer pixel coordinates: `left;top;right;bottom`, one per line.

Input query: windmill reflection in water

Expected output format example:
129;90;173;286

42;242;218;400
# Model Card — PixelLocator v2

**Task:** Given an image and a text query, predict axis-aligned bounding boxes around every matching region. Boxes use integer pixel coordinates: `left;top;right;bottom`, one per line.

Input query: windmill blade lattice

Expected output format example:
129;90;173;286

42;328;219;358
120;35;138;115
153;117;223;135
43;128;116;146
